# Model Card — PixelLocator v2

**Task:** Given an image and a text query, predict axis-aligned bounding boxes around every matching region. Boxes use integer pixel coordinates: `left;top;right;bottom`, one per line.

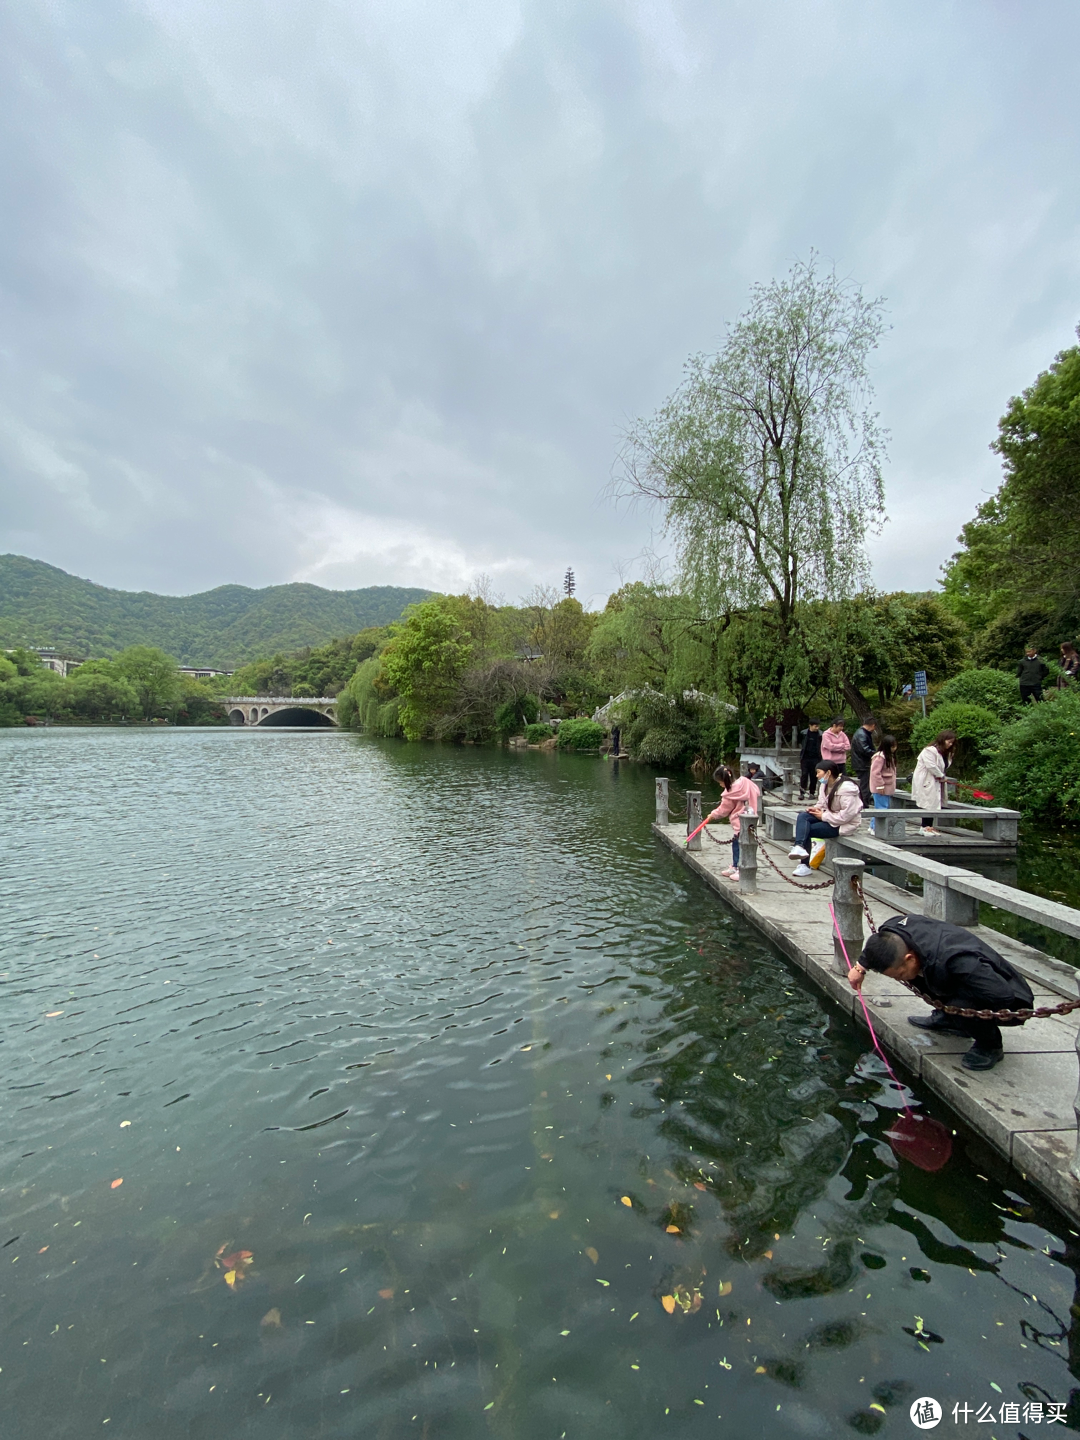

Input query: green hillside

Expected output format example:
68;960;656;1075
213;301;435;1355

0;555;432;667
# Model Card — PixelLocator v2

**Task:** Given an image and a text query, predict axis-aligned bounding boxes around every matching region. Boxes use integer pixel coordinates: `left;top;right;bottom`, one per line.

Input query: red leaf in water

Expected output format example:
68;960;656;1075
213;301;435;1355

378;1288;395;1300
110;1178;123;1189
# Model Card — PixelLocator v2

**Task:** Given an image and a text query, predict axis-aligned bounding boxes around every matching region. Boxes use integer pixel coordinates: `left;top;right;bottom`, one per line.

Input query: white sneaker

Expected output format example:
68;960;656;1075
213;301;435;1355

868;823;875;835
726;868;740;882
787;846;809;859
923;827;939;836
792;864;813;877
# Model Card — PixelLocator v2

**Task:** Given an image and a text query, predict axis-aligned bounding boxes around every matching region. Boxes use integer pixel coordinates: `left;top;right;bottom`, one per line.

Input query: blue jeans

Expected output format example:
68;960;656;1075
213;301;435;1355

731;834;740;867
795;813;841;850
870;794;889;833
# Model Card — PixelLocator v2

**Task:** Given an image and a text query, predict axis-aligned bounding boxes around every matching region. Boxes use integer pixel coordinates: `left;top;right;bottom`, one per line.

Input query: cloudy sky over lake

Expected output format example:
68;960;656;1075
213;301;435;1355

1;0;1078;605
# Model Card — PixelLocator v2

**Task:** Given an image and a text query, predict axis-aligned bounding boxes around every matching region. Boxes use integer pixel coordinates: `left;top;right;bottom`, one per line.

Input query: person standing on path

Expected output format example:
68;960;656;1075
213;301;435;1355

851;715;877;806
786;761;863;876
798;719;822;799
706;765;760;885
1059;642;1079;688
819;717;851;767
847;913;1033;1072
912;730;956;833
868;732;897;835
1017;645;1049;704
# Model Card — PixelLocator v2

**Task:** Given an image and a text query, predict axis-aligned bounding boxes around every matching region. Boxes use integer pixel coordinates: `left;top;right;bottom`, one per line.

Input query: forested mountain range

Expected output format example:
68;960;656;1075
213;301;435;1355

0;555;431;667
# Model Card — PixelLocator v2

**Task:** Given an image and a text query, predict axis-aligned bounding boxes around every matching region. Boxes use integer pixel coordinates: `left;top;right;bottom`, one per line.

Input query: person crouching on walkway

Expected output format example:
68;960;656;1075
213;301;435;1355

846;913;1033;1072
868;733;897;835
706;765;760;885
786;761;863;876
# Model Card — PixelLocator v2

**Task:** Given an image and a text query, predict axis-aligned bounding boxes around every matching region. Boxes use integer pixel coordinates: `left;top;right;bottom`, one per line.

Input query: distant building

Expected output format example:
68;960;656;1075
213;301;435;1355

177;666;234;680
34;648;82;677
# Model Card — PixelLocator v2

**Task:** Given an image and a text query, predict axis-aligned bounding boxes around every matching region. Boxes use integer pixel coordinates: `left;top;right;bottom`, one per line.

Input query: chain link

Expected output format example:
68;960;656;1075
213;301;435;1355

756;836;836;891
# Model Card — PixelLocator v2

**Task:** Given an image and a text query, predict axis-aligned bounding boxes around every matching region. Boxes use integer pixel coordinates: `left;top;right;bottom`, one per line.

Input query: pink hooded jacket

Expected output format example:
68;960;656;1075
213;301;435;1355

820;728;851;764
820;777;863;835
710;776;760;836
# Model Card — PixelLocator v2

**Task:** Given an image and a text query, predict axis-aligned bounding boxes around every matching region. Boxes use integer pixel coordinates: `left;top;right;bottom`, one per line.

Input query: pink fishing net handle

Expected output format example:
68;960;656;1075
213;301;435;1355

829;902;914;1121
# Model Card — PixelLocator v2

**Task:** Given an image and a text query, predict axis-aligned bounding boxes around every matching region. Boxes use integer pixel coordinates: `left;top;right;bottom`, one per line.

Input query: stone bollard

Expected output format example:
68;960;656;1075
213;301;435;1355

782;767;795;804
738;813;759;893
656;777;669;825
831;857;866;977
686;791;703;851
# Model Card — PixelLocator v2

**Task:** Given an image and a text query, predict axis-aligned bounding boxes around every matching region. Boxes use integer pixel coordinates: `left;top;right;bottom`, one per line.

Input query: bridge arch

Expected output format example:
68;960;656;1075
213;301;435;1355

228;708;246;726
256;706;337;727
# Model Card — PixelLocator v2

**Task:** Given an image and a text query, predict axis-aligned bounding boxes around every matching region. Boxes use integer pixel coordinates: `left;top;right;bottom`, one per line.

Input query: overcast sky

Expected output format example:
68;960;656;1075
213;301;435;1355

1;1;1078;607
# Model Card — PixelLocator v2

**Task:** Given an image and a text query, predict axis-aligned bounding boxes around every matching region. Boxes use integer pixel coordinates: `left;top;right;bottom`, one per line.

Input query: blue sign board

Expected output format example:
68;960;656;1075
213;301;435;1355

914;670;928;696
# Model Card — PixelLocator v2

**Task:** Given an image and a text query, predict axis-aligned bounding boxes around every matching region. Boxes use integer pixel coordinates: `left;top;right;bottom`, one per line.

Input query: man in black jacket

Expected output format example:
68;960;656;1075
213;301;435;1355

799;719;822;799
851;715;877;807
1017;646;1049;704
848;913;1033;1071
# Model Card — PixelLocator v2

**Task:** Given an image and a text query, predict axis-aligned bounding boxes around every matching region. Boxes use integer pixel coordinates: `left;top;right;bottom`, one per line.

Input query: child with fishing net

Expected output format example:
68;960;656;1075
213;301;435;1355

847;914;1033;1072
705;765;760;884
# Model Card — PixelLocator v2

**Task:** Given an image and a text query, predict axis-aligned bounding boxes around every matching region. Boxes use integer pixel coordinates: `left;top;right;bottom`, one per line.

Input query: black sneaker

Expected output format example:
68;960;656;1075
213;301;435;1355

908;1012;971;1038
961;1046;1004;1071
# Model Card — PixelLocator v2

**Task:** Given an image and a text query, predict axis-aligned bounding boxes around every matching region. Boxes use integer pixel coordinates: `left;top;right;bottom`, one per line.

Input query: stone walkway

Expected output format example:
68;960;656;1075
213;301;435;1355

653;820;1080;1224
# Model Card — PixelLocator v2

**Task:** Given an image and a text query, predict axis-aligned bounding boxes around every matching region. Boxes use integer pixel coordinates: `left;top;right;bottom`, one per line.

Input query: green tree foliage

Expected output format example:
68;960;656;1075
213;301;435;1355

911;703;1002;772
941;330;1080;663
378;600;474;741
0;554;430;666
616;256;886;709
227;627;389;698
66;668;139;721
113;646;182;719
933;667;1021;720
494;693;539;737
981;689;1080;822
524;723;554;744
556;719;605;750
614;689;733;768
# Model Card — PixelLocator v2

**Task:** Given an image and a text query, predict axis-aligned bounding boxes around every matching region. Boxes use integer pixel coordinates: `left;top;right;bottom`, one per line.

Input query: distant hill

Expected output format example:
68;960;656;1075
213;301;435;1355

0;555;432;667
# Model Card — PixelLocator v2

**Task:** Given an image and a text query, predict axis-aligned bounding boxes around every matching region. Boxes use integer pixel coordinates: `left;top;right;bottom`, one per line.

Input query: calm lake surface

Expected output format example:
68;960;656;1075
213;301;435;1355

3;729;1080;1438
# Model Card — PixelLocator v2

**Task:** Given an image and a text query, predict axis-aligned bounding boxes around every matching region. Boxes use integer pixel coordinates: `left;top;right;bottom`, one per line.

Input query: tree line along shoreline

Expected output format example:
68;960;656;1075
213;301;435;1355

3;258;1077;822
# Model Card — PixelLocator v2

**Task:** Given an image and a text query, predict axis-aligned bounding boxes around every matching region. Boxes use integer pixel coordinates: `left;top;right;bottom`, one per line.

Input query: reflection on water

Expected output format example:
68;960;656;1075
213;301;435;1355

3;729;1080;1437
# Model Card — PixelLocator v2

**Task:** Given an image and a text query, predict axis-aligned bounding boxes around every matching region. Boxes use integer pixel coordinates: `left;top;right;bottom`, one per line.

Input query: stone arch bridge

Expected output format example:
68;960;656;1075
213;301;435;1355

224;696;339;727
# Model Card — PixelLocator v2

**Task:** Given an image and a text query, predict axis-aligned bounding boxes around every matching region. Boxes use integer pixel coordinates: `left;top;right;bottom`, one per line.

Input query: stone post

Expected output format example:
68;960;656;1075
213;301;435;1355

686;791;703;851
1072;977;1080;1182
655;777;669;825
923;875;979;925
831;857;866;977
738;813;759;893
738;724;746;751
782;767;795;804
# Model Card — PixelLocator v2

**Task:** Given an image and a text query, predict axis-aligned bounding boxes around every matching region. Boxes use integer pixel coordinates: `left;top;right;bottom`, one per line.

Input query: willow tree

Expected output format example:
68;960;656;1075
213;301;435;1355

615;257;887;710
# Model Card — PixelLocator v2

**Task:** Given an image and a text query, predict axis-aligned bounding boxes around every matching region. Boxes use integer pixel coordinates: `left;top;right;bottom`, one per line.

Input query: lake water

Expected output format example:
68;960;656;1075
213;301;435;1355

3;728;1080;1438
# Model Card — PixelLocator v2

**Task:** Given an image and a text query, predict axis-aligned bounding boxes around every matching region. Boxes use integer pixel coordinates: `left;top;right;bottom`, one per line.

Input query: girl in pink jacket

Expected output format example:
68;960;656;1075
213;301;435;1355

706;765;760;884
868;733;897;835
787;760;863;875
819;717;851;766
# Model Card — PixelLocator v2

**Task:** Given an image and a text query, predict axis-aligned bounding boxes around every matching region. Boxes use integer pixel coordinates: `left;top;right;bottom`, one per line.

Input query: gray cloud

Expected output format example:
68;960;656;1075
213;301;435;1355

1;0;1078;604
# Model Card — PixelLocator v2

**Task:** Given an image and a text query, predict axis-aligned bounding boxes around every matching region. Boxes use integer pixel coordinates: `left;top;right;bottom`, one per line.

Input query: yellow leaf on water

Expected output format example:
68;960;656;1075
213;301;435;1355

755;1366;766;1374
620;1196;632;1207
548;1211;560;1220
261;1308;282;1329
666;1225;680;1234
718;1281;733;1297
870;1404;886;1413
763;1250;773;1259
224;1270;238;1290
585;1247;599;1264
605;1074;611;1080
661;1295;676;1314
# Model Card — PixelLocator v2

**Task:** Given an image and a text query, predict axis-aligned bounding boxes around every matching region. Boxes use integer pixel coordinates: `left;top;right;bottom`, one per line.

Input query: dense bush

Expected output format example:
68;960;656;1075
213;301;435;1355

494;693;540;737
524;723;554;744
555;718;604;750
981;688;1080;821
933;667;1021;719
910;702;1002;770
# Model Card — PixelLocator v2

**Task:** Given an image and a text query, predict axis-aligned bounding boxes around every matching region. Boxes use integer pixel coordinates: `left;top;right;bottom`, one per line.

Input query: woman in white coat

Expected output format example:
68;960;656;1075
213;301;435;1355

912;730;956;834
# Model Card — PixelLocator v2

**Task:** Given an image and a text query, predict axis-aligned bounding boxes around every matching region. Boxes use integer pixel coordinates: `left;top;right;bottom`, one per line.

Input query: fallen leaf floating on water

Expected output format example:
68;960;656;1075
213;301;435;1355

110;1178;123;1190
693;1182;707;1191
585;1247;599;1265
661;1283;703;1315
119;1121;131;1128
763;1250;773;1260
718;1281;733;1298
46;1011;63;1018
260;1309;282;1329
548;1211;560;1220
215;1246;254;1290
620;1196;633;1207
661;1295;677;1314
665;1225;681;1234
755;1366;767;1374
378;1288;395;1300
